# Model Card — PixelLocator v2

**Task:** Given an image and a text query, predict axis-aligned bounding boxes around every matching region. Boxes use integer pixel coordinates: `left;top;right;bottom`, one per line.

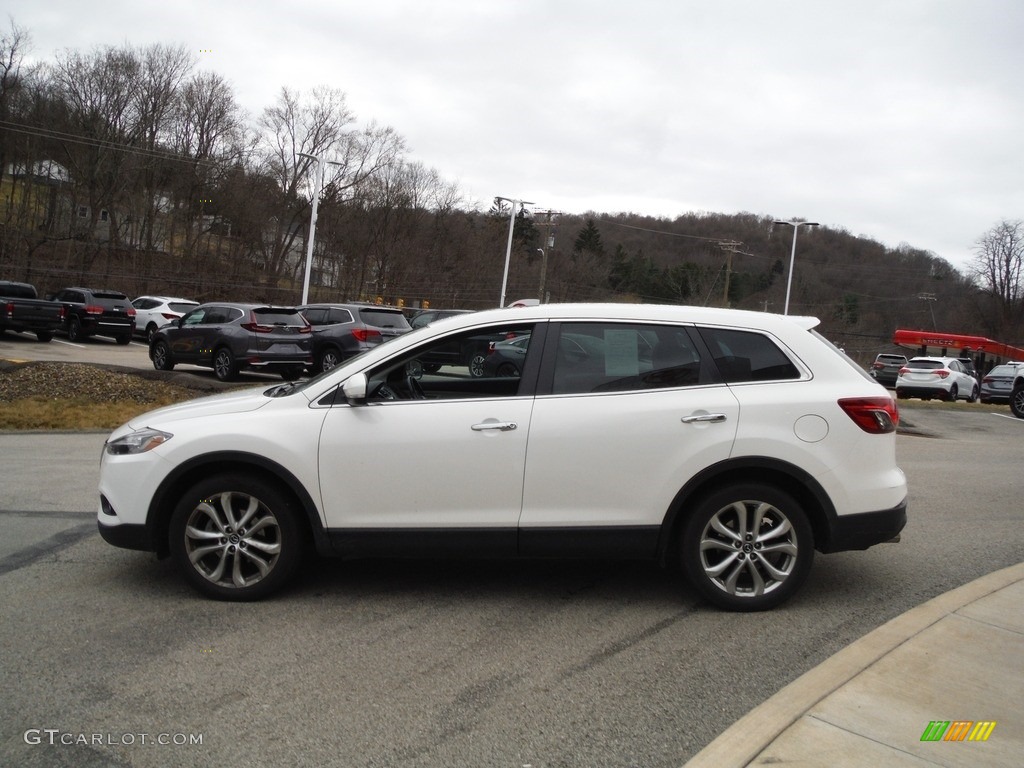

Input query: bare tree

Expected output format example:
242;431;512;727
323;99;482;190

45;45;141;260
0;17;30;187
255;86;404;291
125;43;194;251
970;219;1024;340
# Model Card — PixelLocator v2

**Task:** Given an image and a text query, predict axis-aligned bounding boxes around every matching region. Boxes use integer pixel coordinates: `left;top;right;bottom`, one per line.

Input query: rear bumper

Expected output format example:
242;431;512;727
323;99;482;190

819;498;907;553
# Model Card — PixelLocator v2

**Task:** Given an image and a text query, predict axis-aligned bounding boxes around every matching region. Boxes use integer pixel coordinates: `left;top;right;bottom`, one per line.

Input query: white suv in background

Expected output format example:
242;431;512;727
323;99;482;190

895;356;979;402
98;303;907;612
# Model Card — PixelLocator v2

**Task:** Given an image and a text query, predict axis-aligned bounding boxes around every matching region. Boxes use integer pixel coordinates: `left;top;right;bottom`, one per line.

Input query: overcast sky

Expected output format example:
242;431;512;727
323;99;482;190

10;0;1024;271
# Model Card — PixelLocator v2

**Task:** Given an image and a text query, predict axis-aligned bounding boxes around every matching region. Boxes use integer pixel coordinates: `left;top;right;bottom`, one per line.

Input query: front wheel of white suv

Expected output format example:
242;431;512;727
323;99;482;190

680;483;814;612
169;473;306;600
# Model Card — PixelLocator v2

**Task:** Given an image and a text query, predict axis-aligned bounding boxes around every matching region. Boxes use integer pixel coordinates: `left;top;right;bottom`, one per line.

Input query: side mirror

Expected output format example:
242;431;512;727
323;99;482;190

342;372;368;405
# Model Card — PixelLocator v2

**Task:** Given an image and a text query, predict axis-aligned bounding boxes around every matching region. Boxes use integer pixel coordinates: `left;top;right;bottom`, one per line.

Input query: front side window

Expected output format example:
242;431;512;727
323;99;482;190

181;309;207;326
366;323;536;401
551;322;703;395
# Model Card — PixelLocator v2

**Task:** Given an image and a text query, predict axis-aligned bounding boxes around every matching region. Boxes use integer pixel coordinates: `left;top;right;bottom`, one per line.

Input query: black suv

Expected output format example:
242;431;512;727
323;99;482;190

50;287;136;344
150;303;313;381
299;303;412;373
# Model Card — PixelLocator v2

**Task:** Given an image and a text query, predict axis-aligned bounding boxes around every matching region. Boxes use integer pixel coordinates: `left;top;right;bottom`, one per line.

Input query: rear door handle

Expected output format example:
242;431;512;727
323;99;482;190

471;421;518;432
681;413;727;424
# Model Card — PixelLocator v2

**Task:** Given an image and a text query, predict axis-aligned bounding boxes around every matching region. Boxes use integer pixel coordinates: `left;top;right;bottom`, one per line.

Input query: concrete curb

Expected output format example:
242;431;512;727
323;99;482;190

683;561;1024;767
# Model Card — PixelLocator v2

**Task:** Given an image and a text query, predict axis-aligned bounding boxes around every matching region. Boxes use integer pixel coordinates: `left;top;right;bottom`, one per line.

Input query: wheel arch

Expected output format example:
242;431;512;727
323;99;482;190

658;457;836;565
147;451;329;559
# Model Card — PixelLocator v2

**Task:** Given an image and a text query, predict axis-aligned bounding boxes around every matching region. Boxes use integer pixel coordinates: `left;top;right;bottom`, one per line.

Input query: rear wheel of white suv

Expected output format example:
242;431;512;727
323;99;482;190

169;473;306;600
681;483;814;612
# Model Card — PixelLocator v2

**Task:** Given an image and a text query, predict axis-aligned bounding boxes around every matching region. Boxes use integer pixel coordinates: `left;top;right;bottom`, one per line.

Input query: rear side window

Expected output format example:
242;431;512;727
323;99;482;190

551;322;704;394
697;327;800;383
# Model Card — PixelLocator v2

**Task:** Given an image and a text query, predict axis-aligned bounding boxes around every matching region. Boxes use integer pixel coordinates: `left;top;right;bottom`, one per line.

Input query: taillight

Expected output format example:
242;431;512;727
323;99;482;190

161;313;179;320
982;376;993;383
84;304;104;315
838;397;899;434
351;328;382;342
3;302;13;314
934;370;949;379
126;307;136;317
897;367;910;375
872;362;884;369
241;322;273;333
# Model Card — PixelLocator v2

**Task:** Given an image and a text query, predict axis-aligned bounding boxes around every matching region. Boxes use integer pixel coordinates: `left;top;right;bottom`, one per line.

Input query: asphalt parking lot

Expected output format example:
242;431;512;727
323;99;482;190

1;337;1023;767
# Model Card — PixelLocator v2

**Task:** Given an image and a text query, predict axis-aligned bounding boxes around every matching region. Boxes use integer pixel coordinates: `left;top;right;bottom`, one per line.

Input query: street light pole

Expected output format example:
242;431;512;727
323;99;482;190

298;153;342;305
494;196;532;307
773;219;819;315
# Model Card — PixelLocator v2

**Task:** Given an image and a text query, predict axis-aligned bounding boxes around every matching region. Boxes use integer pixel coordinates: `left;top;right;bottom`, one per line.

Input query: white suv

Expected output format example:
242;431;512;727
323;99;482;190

895;356;979;402
98;304;907;611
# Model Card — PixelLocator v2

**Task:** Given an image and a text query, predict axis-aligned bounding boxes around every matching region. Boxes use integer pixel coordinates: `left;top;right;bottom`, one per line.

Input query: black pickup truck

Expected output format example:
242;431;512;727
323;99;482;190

0;280;65;342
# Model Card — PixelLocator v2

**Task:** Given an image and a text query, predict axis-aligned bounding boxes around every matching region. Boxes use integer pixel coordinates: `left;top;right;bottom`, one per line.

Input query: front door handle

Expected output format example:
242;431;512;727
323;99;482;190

471;421;518;432
681;413;727;424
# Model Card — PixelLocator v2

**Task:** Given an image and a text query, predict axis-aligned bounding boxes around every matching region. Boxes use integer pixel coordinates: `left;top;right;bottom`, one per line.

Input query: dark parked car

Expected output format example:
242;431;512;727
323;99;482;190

0;280;65;342
150;303;313;381
868;353;908;388
299;303;412;372
980;362;1023;404
50;287;136;344
481;333;531;377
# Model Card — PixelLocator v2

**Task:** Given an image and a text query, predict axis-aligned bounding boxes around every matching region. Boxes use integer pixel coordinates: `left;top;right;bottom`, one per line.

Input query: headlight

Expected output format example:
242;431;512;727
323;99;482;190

105;428;173;455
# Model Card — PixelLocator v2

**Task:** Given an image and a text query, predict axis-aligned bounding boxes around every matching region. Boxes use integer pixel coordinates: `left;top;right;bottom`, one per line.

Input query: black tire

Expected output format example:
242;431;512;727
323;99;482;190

280;365;304;381
115;334;131;345
946;384;958;402
151;340;175;371
1010;384;1024;419
213;347;238;381
496;362;520;377
36;331;53;342
146;323;159;343
319;347;343;373
967;385;979;404
168;473;306;601
67;315;83;342
680;483;814;612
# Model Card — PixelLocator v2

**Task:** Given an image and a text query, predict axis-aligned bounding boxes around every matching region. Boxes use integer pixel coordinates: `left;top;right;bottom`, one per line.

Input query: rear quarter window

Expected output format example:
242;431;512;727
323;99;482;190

697;327;801;383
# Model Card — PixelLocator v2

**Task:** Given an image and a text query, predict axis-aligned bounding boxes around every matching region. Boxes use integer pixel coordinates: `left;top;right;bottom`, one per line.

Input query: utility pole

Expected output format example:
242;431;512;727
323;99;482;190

717;241;753;307
533;209;562;303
